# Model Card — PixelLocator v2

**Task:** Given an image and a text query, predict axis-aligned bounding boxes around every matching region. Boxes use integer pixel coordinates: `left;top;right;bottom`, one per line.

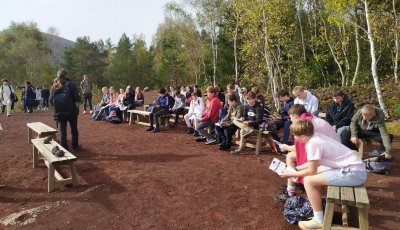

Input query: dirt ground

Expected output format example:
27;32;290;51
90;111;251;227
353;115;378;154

0;92;399;229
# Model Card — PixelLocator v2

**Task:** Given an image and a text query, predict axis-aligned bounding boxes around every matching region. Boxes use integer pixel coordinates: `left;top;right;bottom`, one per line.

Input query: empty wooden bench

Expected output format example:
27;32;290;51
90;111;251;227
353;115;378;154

323;185;370;230
234;129;278;155
27;122;58;144
32;138;78;193
128;109;151;126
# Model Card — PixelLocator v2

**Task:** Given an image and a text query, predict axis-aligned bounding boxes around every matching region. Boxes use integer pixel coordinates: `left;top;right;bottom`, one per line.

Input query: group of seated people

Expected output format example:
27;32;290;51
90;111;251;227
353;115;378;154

143;83;392;229
90;82;392;229
91;85;144;121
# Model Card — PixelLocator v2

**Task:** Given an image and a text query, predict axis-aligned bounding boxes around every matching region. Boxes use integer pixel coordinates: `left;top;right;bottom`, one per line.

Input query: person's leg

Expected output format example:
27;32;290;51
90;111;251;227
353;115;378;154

224;124;237;146
58;119;68;149
28;98;33;113
285;151;297;196
215;125;226;144
196;120;213;139
1;104;4;113
282;120;292;145
336;126;349;144
6;99;12;116
358;130;389;152
69;115;79;149
88;93;93;111
184;113;191;127
174;107;184;125
299;174;329;227
340;127;357;150
83;93;88;112
23;99;27;112
153;109;169;130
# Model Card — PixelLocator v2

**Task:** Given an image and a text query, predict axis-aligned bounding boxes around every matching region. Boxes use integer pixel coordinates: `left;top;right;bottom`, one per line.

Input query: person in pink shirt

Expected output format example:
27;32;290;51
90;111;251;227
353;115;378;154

275;104;340;202
280;119;366;229
195;86;222;145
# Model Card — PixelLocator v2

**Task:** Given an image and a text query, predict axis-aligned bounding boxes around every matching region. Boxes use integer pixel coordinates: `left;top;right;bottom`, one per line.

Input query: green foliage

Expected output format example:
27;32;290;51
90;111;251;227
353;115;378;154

0;22;53;87
394;104;400;117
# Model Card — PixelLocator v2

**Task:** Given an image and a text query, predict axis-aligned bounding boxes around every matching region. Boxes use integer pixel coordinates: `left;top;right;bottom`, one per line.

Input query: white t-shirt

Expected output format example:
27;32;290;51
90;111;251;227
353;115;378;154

311;116;341;142
306;133;364;169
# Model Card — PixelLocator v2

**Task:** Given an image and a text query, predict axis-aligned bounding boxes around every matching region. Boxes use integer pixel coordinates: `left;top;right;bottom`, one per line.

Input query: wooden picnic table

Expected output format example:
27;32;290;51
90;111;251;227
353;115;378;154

27;122;58;144
128;109;151;126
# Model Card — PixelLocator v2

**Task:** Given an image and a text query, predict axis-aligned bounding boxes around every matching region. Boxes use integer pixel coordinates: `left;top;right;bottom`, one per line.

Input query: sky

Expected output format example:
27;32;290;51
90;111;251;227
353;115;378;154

0;0;171;46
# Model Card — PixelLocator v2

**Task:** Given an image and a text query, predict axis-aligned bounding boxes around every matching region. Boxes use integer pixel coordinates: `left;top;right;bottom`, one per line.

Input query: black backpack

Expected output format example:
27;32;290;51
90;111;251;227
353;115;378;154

167;95;175;109
364;150;392;175
284;196;314;224
53;83;73;115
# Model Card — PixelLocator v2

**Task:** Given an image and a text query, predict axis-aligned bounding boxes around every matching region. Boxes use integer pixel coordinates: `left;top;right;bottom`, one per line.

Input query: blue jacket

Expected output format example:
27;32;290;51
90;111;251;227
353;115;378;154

281;97;294;120
156;95;169;110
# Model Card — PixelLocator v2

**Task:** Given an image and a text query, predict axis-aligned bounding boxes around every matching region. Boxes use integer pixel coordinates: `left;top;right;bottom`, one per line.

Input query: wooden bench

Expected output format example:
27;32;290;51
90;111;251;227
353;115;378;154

128;109;171;130
32;138;78;193
128;109;151;126
323;185;370;230
234;130;278;155
27;122;58;144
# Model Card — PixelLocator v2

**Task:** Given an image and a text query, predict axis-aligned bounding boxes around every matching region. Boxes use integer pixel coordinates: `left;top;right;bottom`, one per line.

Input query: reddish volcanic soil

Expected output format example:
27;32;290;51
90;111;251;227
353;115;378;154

0;91;399;229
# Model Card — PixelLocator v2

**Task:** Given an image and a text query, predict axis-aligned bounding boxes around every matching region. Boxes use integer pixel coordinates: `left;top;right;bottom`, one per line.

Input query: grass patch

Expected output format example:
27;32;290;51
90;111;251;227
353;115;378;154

386;120;400;136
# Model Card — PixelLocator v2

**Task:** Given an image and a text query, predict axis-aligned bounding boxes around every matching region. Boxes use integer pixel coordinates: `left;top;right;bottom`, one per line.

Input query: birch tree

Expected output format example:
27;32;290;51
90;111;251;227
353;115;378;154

363;0;388;117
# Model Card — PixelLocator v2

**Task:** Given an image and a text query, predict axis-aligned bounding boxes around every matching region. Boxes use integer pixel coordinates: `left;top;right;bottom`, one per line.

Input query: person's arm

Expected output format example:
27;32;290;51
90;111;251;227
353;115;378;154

80;81;83;91
336;103;355;129
325;103;333;125
281;160;318;178
248;105;263;127
309;96;319;116
378;123;392;153
279;144;295;153
350;111;361;144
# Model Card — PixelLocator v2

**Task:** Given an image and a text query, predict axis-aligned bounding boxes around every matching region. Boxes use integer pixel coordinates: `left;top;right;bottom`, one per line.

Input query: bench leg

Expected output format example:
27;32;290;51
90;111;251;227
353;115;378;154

28;127;32;144
322;201;335;230
48;163;55;193
33;145;38;168
129;112;133;125
358;207;369;230
69;162;78;185
255;132;262;155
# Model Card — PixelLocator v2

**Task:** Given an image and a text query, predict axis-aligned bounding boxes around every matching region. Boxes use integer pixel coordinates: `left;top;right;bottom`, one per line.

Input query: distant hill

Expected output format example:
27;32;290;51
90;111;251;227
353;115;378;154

43;33;75;66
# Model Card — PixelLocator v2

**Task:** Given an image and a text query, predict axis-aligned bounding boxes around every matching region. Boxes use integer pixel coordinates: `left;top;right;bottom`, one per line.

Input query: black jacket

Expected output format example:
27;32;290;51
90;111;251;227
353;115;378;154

325;95;355;130
49;78;81;114
244;102;264;128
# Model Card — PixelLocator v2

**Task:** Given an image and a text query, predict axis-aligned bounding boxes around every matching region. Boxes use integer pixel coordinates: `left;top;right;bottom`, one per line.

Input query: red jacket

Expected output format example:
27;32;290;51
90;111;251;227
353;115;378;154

295;113;313;184
201;95;221;123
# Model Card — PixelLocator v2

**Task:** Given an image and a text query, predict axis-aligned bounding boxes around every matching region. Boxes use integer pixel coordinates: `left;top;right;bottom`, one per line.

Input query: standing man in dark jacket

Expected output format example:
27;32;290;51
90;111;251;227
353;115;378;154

24;81;36;113
41;87;50;110
325;89;355;141
50;69;81;150
80;74;93;114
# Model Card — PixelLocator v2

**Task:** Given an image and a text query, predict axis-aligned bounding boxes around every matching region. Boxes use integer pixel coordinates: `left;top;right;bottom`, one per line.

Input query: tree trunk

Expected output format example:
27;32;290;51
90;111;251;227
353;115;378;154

321;17;346;86
393;0;399;84
296;0;306;63
234;14;239;83
211;34;217;87
352;6;361;86
364;0;388;117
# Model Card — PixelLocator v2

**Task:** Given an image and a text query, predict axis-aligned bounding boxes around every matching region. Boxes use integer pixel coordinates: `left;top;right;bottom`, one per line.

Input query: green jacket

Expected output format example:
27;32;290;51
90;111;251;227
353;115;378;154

350;107;391;153
223;103;244;122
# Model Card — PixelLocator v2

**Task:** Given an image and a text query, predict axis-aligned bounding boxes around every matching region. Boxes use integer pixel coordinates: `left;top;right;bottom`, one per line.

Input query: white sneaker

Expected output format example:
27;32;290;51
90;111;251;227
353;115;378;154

89;110;93;114
83;110;87;114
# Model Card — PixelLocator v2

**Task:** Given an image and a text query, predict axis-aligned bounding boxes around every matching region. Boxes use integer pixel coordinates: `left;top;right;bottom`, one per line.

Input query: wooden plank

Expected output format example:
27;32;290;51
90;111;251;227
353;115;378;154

357;139;365;158
128;110;150;116
27;122;57;134
322;202;335;230
32;139;60;163
358;207;369;230
327;186;341;203
340;187;356;206
330;226;359;230
354;186;370;208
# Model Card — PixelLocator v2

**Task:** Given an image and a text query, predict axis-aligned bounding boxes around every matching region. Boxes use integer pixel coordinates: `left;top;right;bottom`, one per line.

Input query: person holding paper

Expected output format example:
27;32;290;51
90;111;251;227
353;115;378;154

215;94;244;151
280;119;366;229
275;104;340;202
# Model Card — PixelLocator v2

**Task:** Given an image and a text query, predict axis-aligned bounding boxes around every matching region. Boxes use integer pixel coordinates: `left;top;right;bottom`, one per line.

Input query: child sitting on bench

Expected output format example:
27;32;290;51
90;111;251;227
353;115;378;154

280;119;366;230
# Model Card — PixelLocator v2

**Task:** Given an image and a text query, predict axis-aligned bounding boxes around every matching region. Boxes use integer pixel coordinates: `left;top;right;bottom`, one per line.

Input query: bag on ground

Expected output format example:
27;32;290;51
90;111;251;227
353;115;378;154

283;196;313;224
